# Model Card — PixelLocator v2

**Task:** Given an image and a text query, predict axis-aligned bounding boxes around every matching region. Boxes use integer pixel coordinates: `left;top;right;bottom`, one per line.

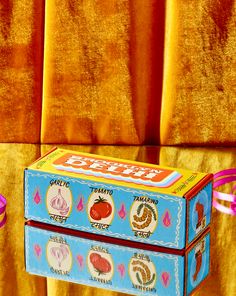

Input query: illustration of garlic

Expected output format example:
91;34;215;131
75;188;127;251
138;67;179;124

50;188;69;216
50;245;69;268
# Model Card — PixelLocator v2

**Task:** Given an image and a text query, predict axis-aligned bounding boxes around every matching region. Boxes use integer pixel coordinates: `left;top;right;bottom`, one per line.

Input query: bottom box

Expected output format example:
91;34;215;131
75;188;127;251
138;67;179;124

25;223;210;296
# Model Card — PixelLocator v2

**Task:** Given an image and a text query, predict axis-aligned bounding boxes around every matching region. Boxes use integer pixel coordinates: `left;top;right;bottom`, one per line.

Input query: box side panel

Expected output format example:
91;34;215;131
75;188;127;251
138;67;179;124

24;169;27;219
24;170;186;249
187;181;212;245
185;231;210;296
25;225;185;296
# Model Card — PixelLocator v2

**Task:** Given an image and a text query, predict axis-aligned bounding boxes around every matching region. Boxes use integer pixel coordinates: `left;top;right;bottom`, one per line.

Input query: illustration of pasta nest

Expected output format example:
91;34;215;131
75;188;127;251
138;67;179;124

132;260;155;286
132;203;157;230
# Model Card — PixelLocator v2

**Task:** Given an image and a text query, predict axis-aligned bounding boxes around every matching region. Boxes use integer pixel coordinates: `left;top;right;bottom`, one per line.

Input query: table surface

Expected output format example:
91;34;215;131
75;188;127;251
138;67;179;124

0;144;235;296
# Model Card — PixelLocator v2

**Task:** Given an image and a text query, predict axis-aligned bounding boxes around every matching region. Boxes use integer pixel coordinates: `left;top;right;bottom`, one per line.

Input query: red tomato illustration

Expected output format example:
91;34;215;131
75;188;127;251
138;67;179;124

90;207;101;220
90;253;101;265
89;196;112;220
89;253;112;274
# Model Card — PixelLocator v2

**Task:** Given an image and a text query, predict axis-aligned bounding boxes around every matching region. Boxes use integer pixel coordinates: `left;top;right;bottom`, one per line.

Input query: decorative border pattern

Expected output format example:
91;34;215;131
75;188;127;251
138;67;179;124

25;171;183;248
25;226;181;296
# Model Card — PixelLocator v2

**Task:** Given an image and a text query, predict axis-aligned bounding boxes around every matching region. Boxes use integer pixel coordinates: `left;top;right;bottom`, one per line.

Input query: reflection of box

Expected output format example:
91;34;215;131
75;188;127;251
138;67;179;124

25;222;210;296
24;147;212;249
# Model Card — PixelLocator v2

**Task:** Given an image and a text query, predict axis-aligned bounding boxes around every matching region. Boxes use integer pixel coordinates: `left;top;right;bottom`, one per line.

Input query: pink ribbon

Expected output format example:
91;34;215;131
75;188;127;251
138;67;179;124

0;194;7;227
213;169;236;216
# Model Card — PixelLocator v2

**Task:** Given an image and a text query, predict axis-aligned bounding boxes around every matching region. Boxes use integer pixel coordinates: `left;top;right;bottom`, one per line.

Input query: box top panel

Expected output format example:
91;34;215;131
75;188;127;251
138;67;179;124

28;148;210;198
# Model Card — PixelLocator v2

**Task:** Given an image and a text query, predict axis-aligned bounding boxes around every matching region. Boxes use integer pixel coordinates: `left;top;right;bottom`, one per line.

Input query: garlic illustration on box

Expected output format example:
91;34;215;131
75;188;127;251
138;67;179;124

46;180;73;223
129;253;157;292
50;189;69;216
130;197;158;239
46;236;73;275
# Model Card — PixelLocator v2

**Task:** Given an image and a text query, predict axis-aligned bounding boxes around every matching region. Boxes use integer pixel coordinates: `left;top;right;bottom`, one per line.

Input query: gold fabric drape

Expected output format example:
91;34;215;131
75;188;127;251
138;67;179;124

0;0;235;145
161;0;236;145
0;0;44;143
41;0;164;144
0;144;46;295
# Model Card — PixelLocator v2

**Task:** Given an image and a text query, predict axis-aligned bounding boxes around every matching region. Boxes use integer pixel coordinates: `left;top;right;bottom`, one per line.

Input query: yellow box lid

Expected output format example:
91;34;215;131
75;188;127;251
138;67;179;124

28;147;210;198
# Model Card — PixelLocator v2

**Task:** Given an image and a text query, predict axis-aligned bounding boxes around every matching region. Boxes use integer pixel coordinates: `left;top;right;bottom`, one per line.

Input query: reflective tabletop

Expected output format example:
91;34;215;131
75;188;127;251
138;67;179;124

0;144;235;296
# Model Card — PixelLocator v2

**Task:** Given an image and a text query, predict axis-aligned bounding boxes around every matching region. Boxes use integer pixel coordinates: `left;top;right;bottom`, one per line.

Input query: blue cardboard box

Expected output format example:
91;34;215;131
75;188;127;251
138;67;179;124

24;148;213;250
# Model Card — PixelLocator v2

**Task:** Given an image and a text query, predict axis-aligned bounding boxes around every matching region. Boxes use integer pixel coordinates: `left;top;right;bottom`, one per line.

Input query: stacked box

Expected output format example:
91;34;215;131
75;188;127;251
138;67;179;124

24;147;213;295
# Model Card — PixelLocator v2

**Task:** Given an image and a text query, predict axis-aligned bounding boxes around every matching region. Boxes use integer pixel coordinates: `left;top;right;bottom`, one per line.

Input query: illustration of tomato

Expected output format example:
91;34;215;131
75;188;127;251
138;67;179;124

89;196;112;221
89;252;112;274
90;253;101;265
90;207;102;220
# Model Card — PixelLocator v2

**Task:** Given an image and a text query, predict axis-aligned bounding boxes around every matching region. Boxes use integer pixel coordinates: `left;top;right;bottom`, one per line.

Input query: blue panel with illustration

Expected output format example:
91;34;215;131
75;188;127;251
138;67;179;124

186;232;210;295
24;170;186;249
188;182;212;244
25;225;185;296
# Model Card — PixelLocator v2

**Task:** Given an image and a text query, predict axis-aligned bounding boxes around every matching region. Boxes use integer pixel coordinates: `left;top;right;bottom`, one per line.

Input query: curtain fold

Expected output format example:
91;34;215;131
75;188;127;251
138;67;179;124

161;0;236;145
0;0;44;143
41;0;164;145
0;144;46;295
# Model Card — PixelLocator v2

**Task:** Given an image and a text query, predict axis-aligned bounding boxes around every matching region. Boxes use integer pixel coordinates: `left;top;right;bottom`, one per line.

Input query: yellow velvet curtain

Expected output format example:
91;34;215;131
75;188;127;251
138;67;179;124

0;0;235;144
0;0;236;296
0;0;44;143
41;0;164;144
161;0;236;145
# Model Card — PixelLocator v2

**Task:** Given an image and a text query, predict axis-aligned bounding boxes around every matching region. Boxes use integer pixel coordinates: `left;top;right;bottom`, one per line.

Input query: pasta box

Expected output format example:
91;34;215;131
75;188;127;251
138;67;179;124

25;221;211;296
24;147;213;250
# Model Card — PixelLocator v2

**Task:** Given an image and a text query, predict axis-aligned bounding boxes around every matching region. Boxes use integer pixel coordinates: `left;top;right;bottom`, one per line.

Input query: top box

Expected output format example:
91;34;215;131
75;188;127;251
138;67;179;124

24;147;213;250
